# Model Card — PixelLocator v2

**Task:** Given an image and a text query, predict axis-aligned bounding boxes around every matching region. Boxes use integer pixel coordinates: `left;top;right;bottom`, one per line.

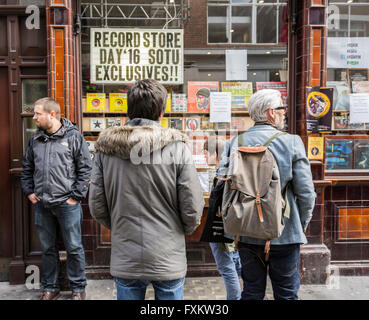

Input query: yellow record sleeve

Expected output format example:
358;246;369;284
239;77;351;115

161;117;169;128
109;93;128;113
86;93;106;112
165;93;172;113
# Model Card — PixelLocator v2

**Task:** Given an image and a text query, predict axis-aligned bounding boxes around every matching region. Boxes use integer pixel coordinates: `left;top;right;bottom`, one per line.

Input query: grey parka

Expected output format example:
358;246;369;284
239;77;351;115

89;118;204;281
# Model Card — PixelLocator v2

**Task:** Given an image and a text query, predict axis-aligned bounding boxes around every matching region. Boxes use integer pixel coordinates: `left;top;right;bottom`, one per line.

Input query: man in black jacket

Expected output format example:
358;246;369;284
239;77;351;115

21;97;92;300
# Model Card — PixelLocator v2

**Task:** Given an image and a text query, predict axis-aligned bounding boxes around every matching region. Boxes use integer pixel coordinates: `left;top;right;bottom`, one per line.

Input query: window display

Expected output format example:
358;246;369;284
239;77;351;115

324;136;369;175
80;0;288;188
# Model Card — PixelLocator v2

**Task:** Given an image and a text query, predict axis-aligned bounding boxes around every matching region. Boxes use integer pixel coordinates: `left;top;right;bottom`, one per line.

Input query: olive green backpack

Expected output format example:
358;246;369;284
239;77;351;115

221;132;290;260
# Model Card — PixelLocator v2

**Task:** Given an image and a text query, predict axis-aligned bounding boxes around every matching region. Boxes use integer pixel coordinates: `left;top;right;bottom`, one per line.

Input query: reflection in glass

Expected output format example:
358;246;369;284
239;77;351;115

231;6;252;43
354;140;369;170
350;5;369;37
22;79;47;113
23;117;37;154
257;5;277;43
208;6;228;43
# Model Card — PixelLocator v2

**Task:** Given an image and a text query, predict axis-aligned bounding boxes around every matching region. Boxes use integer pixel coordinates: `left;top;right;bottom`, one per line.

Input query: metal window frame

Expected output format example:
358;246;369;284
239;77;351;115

207;0;287;45
80;0;189;29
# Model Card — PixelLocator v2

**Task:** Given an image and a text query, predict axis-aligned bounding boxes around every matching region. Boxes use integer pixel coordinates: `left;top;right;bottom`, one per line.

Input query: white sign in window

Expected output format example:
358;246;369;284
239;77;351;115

327;37;369;69
90;28;183;84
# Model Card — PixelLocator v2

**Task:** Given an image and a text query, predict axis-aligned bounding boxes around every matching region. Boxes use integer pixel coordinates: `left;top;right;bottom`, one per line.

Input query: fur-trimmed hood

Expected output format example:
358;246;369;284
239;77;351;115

95;119;189;159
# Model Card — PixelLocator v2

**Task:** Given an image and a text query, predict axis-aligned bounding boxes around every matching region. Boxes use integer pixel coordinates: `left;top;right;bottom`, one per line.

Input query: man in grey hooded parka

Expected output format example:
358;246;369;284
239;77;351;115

89;79;204;300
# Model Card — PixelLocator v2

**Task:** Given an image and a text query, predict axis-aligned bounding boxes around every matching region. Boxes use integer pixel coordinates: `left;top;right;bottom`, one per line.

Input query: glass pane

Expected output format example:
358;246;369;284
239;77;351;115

231;6;252;43
328;5;348;37
350;5;369;37
325;139;353;170
19;0;46;5
23;117;37;153
208;6;228;43
354;140;369;170
232;0;253;3
257;5;277;43
22;79;47;113
279;5;288;43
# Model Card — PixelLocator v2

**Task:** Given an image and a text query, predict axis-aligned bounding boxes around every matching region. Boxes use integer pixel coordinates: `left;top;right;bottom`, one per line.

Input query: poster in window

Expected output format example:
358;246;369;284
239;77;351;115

86;93;106;112
165;93;172;113
169;118;184;131
185;117;201;130
85;137;97;160
334;114;349;130
106;118;122;128
187;81;219;113
90;118;106;131
109;93;127;112
347;69;369;92
351;81;369;93
325;139;353;170
256;82;287;105
221;82;253;112
307;136;324;161
188;137;207;168
326;81;350;111
172;94;187;112
354;140;369;170
200;117;215;130
160;117;169;128
90;28;184;85
306;87;333;133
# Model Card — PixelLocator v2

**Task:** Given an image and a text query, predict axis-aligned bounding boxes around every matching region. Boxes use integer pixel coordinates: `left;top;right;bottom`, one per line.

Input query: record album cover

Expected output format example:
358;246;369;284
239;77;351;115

187;82;219;113
86;93;106;112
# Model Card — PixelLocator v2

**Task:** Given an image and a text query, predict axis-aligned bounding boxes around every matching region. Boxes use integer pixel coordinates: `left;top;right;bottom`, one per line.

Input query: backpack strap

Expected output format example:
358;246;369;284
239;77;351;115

263;132;287;147
237;131;287;148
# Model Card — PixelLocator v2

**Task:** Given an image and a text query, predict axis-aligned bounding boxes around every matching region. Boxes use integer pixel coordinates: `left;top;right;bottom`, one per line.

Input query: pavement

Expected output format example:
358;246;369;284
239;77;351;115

0;275;368;300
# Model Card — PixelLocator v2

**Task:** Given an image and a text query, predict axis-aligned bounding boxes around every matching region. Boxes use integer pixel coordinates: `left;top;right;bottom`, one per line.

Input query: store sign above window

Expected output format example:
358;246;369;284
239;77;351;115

90;28;183;85
327;37;369;69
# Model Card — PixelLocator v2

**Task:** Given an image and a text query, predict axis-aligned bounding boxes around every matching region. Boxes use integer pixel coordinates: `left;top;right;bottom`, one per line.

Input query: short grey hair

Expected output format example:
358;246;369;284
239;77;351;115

34;97;61;119
248;89;282;122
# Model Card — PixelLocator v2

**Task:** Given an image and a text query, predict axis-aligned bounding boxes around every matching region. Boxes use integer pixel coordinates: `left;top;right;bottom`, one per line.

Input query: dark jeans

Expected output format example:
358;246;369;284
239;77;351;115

34;201;86;293
238;243;300;300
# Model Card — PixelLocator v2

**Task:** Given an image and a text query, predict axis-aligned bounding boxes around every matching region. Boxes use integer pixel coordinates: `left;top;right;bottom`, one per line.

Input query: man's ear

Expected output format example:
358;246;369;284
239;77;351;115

158;112;164;122
50;110;56;119
266;108;275;123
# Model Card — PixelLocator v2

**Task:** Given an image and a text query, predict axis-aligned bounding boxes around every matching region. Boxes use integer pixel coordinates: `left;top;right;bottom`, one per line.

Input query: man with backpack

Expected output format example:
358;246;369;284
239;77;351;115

218;89;316;300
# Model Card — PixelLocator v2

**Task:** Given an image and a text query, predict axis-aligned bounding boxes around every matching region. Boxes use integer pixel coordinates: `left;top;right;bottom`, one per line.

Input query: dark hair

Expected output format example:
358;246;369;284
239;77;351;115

127;79;167;121
203;136;226;157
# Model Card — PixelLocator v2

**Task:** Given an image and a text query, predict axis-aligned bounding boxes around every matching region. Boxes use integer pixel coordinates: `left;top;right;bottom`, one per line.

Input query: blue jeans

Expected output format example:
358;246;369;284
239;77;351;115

238;243;300;300
209;242;242;300
34;201;86;293
114;277;185;300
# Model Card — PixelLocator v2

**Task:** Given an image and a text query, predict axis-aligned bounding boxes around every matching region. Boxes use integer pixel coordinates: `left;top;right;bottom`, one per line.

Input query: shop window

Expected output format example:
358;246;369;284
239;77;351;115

325;136;369;176
207;0;287;44
324;1;369;178
80;0;288;193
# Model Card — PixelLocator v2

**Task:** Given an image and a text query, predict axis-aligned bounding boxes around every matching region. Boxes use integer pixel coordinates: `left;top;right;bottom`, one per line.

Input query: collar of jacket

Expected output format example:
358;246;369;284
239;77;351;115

124;118;161;128
95;119;189;159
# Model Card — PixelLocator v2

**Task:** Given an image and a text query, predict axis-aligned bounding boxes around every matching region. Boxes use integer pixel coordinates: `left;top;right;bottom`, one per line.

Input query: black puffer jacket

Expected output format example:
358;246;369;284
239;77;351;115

21;118;92;207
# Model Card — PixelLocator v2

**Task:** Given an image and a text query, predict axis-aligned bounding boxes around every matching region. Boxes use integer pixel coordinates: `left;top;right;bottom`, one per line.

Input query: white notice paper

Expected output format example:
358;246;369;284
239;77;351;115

226;50;247;80
210;92;232;123
349;93;369;124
